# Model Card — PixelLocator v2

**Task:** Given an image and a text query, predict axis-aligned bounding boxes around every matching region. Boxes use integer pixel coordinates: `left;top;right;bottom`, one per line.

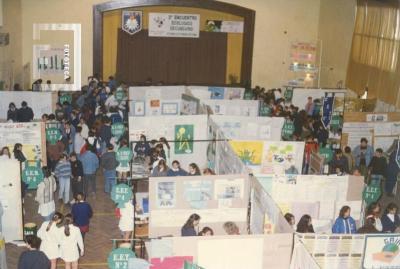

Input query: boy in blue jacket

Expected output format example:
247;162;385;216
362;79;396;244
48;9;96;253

332;205;357;234
71;192;93;239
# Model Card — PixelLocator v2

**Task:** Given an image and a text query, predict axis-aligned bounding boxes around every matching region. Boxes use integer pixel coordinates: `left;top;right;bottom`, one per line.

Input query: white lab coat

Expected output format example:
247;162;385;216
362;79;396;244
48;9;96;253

58;225;84;262
37;221;61;259
118;202;134;232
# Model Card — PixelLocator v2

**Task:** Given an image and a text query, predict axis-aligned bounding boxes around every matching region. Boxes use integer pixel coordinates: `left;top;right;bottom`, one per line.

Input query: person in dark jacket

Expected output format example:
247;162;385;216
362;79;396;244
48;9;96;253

100;144;119;193
385;149;400;197
181;214;200;236
17;101;34;122
13;143;26;163
99;117;112;149
18;235;50;269
167;160;188;176
368;148;387;182
7;102;18;122
329;149;349;174
70;153;84;199
381;203;400;233
71;192;93;239
134;135;150;158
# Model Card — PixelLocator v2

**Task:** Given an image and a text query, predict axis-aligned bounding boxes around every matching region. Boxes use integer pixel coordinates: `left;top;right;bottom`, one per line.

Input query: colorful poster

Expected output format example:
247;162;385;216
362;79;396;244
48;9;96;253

363;235;400;269
208;87;225;99
229;141;263;165
149;13;200;38
156;181;176;208
174;125;194;154
183;180;213;209
261;141;305;175
122;10;142;35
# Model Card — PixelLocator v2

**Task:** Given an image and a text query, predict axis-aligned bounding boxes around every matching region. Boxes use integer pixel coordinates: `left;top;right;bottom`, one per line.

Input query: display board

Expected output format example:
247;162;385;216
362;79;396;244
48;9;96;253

362;234;400;269
146;234;294;269
250;176;293;234
289;241;321;269
129;115;208;169
297;233;365;269
202;99;259;117
290;88;347;110
187;86;245;100
129;86;186;101
148;174;249;237
0;91;55;120
210;115;284;140
0;160;23;242
256;174;364;233
0;122;46;163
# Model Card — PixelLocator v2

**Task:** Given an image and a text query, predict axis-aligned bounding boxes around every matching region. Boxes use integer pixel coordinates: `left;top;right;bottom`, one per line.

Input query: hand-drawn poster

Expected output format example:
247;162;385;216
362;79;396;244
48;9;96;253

156;181;176;209
183;180;213;209
229;141;263;165
175;125;194;154
214;178;244;201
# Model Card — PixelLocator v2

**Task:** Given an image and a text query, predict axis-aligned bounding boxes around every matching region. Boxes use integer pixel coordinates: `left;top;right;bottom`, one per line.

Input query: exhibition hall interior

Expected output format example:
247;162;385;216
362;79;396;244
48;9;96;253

1;0;400;268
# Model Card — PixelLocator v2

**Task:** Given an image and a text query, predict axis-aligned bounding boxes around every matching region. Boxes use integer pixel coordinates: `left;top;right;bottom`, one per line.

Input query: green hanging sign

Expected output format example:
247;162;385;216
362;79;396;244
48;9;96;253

363;180;382;206
259;103;272;117
107;247;136;269
319;146;333;163
284;87;294;102
59;94;72;105
282;120;295;139
243;90;254;100
46;127;62;145
184;260;206;269
330;114;342;131
111;123;125;139
22;161;44;189
115;87;125;102
111;183;133;208
116;146;132;169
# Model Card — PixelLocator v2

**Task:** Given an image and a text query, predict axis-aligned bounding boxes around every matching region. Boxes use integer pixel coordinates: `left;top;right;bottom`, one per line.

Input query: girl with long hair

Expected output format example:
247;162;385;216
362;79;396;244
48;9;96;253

181;214;201;236
151;159;169;177
296;214;315;233
37;212;64;269
58;214;84;269
366;202;383;232
188;163;201;176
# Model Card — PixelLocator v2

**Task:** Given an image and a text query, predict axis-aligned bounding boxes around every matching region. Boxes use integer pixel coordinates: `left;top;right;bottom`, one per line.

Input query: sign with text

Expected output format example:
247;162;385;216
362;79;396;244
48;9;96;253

363;234;400;269
107;247;136;269
111;183;133;208
149;13;200;38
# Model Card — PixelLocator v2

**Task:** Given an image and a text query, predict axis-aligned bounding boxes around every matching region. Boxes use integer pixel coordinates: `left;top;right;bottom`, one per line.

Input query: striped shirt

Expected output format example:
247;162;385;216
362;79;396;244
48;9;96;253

55;161;72;179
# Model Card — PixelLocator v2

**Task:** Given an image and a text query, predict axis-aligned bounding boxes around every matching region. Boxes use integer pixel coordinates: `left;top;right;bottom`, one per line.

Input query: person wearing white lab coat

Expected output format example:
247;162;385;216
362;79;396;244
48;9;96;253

118;200;134;240
58;214;84;269
37;212;64;269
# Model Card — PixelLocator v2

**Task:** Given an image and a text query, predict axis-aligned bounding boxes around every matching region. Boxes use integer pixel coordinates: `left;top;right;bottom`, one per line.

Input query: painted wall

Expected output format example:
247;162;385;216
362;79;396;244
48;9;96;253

317;0;356;88
9;0;354;90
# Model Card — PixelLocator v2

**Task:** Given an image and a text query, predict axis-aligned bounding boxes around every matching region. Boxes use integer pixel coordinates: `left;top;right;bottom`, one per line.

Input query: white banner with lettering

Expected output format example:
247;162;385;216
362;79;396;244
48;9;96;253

149;13;200;38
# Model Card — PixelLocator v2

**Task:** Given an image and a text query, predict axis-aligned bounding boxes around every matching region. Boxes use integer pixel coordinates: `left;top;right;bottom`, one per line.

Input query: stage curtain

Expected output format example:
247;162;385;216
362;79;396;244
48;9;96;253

116;29;227;85
346;0;400;106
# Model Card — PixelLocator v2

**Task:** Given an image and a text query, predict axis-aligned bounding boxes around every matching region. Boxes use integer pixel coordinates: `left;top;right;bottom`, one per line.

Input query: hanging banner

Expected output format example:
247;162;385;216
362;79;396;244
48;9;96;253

321;94;335;128
107;247;136;269
363;234;400;269
363;180;381;206
111;184;133;208
22;161;44;189
149;13;200;38
122;10;142;35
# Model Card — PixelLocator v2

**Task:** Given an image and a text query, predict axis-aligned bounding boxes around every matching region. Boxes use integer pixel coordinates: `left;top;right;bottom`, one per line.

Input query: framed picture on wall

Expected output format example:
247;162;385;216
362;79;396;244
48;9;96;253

132;100;145;116
161;102;179;115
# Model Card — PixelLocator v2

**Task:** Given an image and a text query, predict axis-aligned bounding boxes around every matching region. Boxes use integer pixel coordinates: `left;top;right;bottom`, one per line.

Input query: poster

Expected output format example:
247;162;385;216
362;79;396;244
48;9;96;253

175;125;194;154
208;87;224;99
183;180;213;209
156;181;176;208
181;94;199;115
162;102;179;115
132;101;145;116
214;178;244;200
366;114;388;122
261;141;305;175
0;122;44;161
363;234;400;269
149;13;200;38
229;141;263;165
205;20;244;33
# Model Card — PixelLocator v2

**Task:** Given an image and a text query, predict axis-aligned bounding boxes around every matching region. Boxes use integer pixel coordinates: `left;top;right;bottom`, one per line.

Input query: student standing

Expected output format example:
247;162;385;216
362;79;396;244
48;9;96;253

17;101;34;122
73;126;86;157
368;148;387;183
381;203;400;233
284;213;296;231
71;193;93;240
118;200;134;240
13;143;26;163
181;214;200;236
366;202;383;232
35;167;57;221
100;144;118;193
7;102;18;122
18;236;50;269
296;215;315;233
37;212;64;269
332;206;357;234
55;154;72;205
80;146;99;198
70;153;84;199
133;135;150;158
151;159;169;177
58;214;84;269
352;138;374;177
167;160;188;176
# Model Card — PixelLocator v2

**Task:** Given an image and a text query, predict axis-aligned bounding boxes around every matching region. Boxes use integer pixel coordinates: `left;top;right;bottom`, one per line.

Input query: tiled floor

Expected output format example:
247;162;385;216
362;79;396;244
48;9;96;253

6;171;121;269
